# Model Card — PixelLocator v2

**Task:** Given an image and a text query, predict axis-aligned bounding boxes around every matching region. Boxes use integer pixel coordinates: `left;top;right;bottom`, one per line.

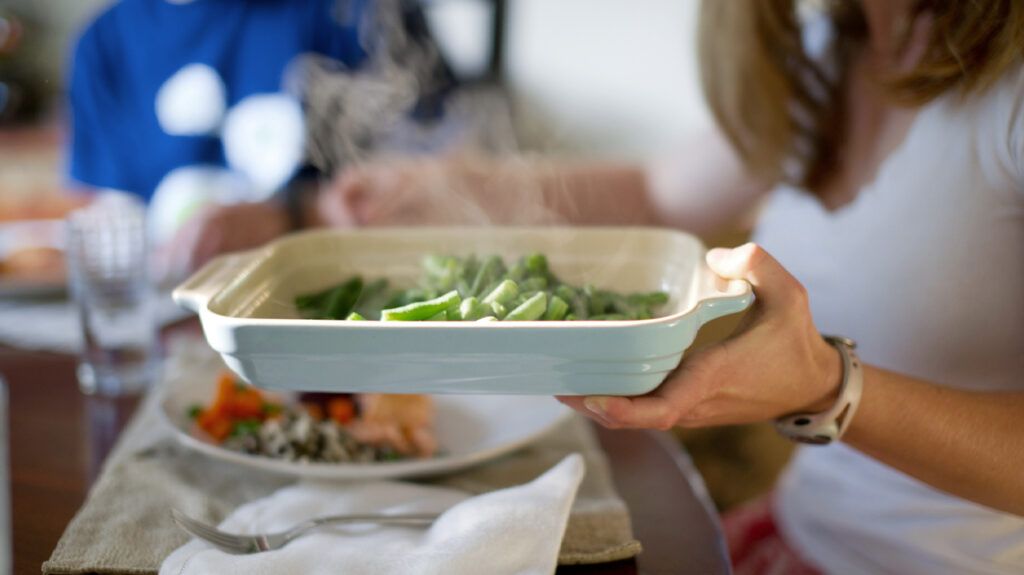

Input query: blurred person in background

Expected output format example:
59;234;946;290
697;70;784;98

317;0;1024;573
66;0;453;279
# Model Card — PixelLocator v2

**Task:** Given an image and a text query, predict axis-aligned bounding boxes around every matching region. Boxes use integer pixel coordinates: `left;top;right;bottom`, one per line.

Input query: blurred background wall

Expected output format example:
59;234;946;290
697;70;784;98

2;0;710;157
430;0;711;157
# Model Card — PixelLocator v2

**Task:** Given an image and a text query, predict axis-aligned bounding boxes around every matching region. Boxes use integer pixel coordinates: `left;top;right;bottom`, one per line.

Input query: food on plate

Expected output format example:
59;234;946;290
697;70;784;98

0;246;65;281
295;253;670;322
189;372;437;462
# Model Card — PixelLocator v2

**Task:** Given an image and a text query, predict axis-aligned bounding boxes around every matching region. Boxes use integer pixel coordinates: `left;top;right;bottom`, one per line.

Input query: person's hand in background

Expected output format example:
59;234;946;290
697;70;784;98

159;200;289;281
317;156;508;227
318;155;660;228
558;243;842;430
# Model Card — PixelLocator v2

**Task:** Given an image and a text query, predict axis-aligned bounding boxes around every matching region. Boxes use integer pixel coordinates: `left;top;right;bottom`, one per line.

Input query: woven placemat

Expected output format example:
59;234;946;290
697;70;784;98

43;341;641;574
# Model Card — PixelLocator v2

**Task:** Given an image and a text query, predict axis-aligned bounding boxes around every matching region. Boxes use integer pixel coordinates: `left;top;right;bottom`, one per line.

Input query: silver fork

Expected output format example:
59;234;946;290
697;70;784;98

171;508;440;554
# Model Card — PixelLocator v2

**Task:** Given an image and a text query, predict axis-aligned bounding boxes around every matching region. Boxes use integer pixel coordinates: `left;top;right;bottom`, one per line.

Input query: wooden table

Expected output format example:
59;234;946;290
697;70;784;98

3;342;731;575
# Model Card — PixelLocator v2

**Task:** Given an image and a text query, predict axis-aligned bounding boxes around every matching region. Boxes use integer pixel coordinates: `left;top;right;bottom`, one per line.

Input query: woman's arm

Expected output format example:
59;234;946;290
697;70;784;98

559;243;1024;517
317;129;766;231
845;368;1024;516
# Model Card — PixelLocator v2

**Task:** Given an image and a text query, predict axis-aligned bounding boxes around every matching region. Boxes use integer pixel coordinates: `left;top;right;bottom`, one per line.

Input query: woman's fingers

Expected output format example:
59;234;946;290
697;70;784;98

555;396;618;427
586;395;681;430
706;242;807;311
557;390;683;430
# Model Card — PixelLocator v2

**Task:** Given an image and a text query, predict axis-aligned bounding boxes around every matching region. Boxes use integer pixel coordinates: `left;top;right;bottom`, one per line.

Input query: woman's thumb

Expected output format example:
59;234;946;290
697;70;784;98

706;243;805;309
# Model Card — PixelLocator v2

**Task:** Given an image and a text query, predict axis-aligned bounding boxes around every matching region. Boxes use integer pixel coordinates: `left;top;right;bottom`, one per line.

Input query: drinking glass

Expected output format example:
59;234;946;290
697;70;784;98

66;193;157;396
0;374;9;575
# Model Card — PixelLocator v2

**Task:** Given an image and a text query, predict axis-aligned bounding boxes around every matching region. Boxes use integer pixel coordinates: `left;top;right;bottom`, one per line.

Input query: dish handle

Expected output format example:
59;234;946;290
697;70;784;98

172;249;261;313
694;263;755;326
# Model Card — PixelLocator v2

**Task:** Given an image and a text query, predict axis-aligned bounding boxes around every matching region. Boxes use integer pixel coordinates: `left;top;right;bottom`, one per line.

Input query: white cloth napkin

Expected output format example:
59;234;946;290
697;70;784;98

161;454;586;575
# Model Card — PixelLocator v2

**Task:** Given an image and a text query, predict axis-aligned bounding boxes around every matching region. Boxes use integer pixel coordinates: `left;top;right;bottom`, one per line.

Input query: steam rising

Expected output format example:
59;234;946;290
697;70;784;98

289;0;588;231
289;0;445;172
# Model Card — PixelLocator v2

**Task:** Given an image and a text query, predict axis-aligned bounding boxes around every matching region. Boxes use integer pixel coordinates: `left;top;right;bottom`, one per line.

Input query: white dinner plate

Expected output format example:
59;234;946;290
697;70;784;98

159;356;573;480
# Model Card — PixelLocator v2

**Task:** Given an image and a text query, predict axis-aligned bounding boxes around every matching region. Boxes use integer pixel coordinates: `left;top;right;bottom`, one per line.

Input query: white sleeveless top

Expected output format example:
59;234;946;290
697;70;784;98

753;61;1024;574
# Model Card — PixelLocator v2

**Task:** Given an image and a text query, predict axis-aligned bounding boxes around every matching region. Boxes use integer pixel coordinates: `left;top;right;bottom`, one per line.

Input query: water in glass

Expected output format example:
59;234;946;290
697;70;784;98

0;375;9;575
67;194;157;396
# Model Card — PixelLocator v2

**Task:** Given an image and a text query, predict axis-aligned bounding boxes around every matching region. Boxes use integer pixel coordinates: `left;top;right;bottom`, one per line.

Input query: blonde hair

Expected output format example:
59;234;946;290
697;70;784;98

698;0;1024;190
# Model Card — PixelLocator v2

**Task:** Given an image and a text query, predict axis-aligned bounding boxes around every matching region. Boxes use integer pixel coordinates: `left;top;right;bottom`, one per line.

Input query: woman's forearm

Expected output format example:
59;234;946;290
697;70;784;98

845;366;1024;516
529;160;660;226
530;133;766;230
557;243;1024;517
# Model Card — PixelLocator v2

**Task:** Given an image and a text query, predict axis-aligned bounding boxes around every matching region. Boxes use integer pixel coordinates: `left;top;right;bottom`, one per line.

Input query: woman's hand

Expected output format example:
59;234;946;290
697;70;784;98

558;243;843;430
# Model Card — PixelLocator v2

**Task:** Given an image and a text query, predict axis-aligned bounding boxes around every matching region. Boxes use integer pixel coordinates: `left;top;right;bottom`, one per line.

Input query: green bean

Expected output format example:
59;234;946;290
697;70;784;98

295;288;331;311
544;295;569;321
507;262;527;282
476;316;499;322
505;292;547;321
554;285;576;302
482;279;519;306
381;291;461;321
585;285;615;316
353;278;390;319
520;276;547;292
524;253;548;276
297;253;669;322
628;291;670;307
469;255;502;296
323;277;363;319
459;297;489;321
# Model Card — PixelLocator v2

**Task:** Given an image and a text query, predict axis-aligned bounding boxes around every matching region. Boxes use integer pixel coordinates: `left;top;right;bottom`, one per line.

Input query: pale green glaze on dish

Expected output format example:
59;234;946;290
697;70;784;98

174;227;753;396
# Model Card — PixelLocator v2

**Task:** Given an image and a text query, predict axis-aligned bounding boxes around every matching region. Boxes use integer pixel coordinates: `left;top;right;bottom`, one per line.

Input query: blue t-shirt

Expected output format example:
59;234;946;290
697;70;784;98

67;0;369;201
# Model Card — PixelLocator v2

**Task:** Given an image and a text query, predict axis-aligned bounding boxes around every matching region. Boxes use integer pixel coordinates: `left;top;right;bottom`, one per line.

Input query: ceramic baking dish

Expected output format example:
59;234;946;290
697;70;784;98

173;227;752;396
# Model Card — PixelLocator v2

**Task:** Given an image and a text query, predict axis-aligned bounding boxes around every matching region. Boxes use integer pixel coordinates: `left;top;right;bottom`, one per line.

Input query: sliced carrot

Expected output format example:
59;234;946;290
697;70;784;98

209;372;237;416
327;397;356;424
197;409;233;441
228;387;265;419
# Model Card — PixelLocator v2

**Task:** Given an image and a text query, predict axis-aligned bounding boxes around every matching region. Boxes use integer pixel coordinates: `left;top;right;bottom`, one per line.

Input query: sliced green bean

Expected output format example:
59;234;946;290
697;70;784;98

520;276;547;292
476;316;499;322
469;255;502;296
353;278;390;319
482;279;519;306
381;290;461;321
505;292;547;321
524;253;548;276
459;297;489;321
297;253;669;322
323;277;363;319
295;287;332;311
554;284;576;301
544;295;569;321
